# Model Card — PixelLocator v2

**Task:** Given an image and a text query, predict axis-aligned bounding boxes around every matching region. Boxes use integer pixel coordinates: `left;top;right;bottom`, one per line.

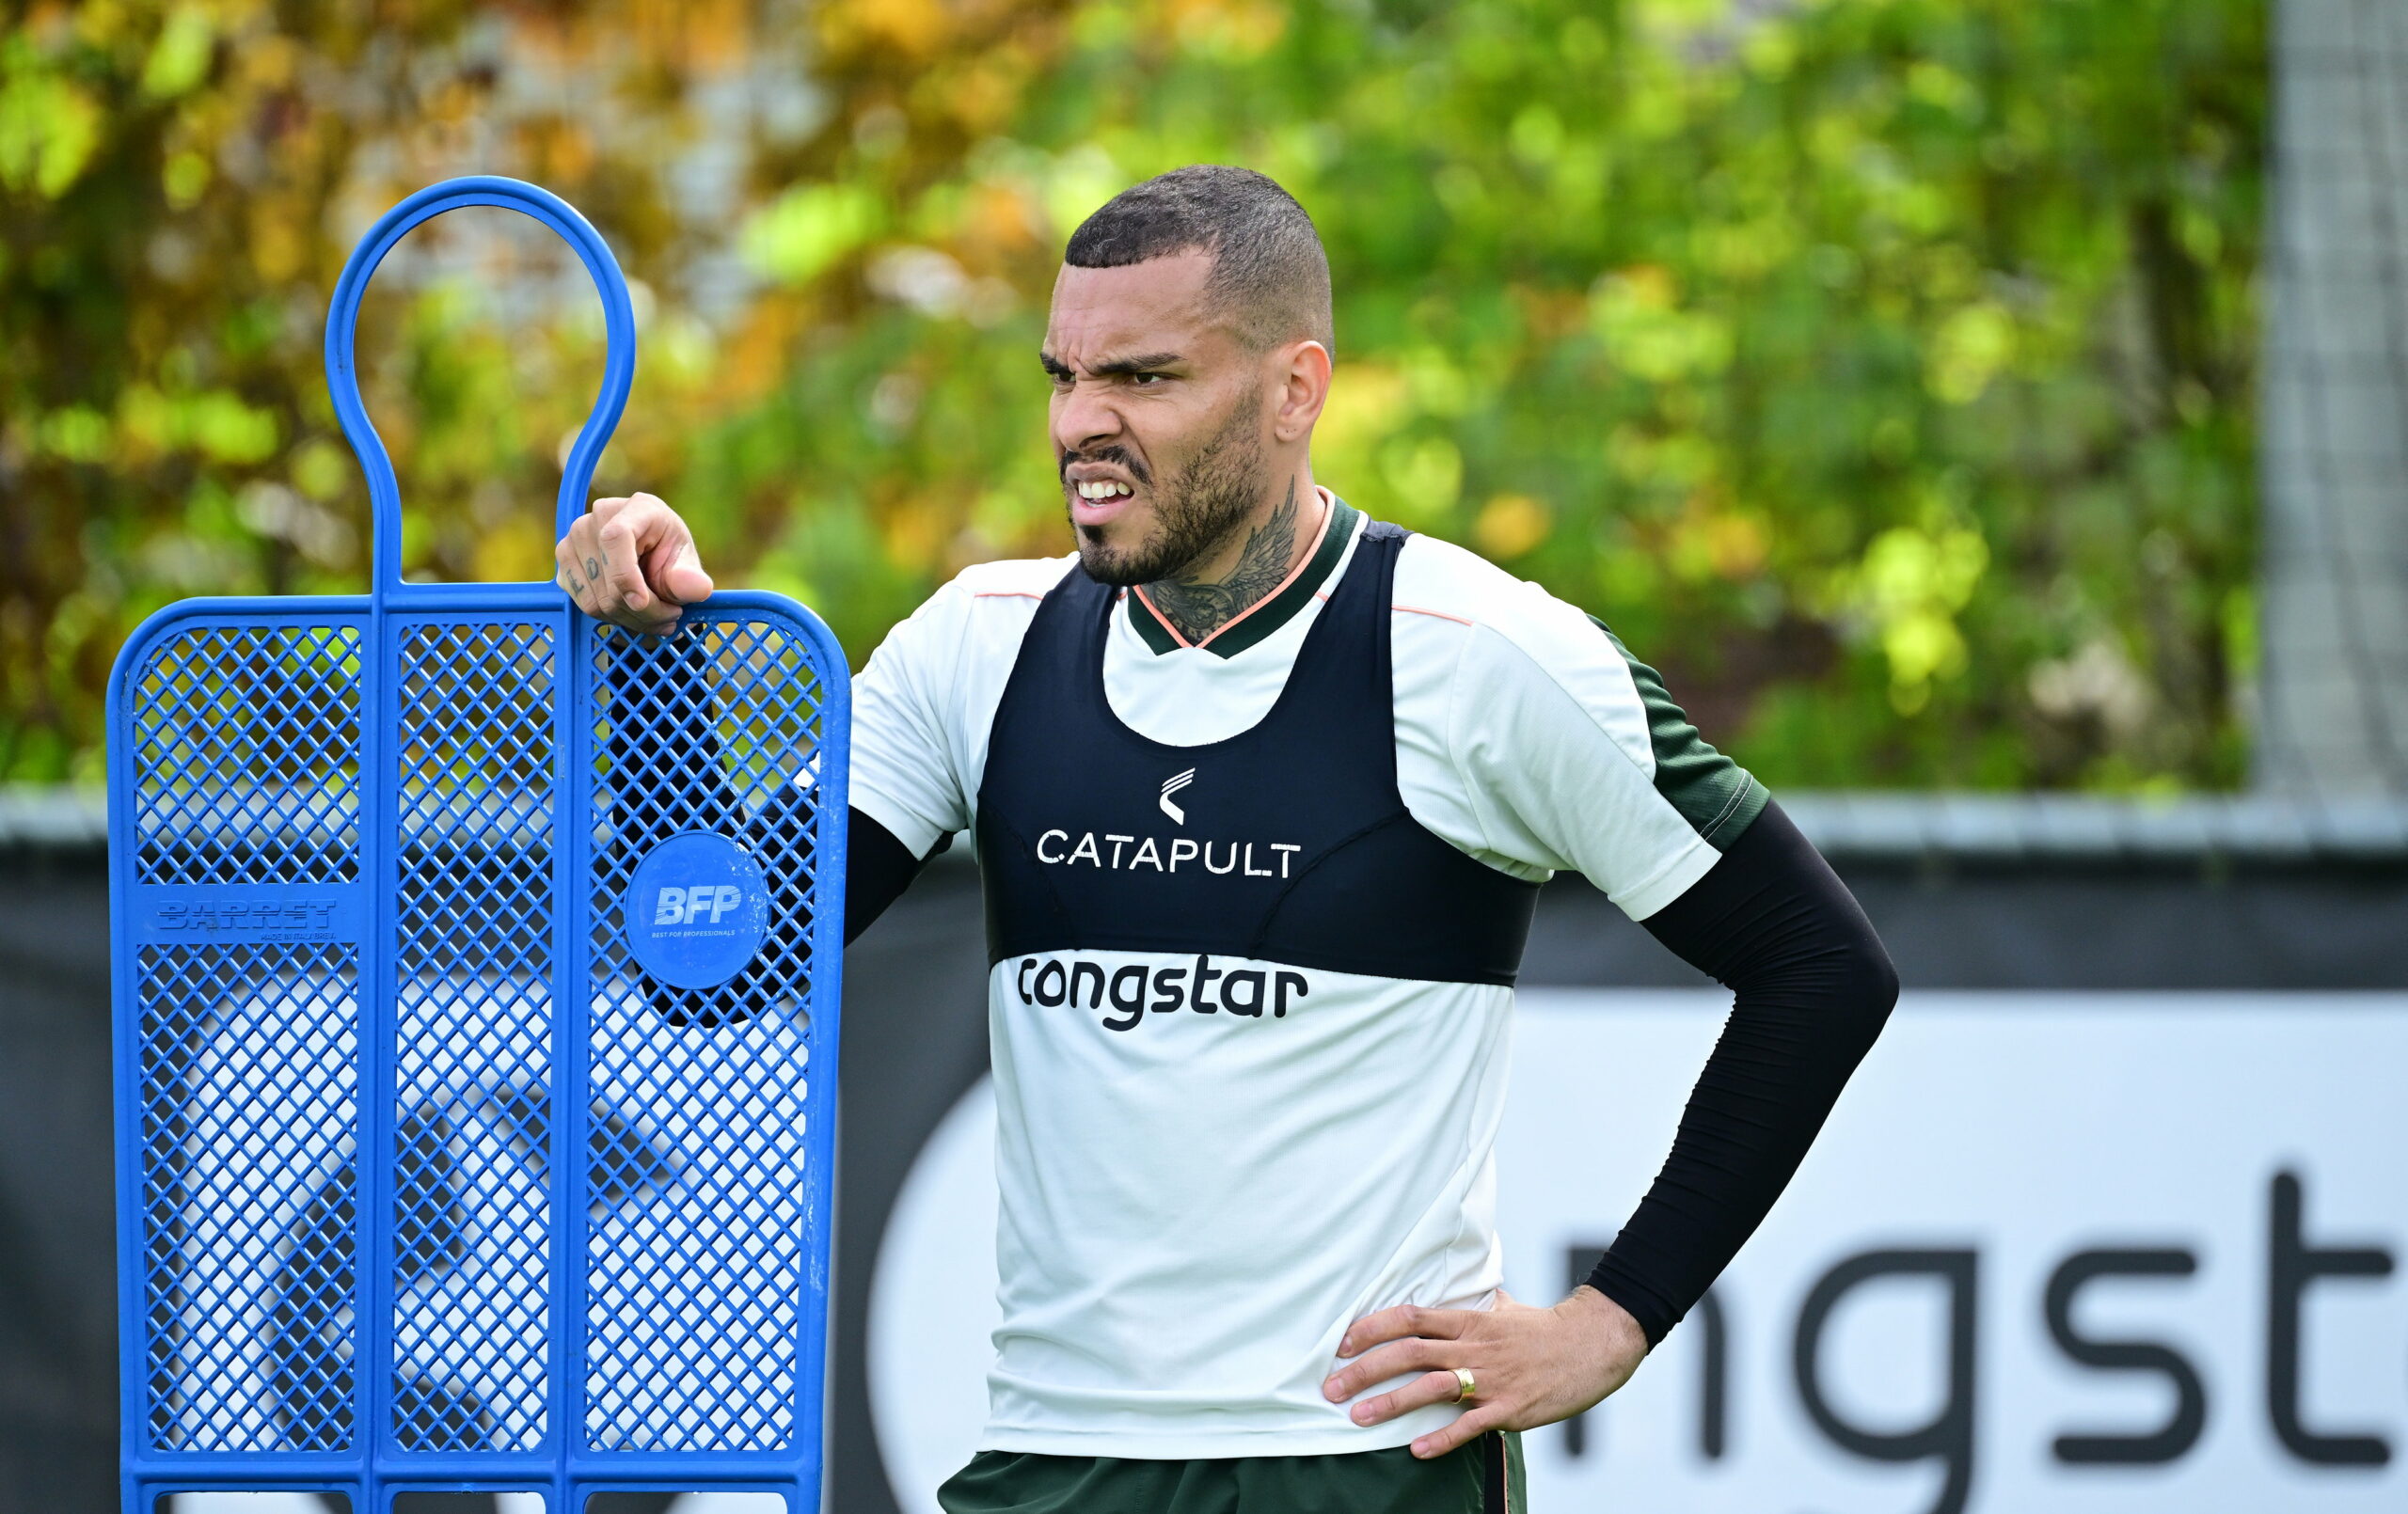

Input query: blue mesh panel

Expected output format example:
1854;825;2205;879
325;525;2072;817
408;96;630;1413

132;624;363;885
111;177;844;1512
389;622;558;1452
582;618;825;1451
126;618;368;1454
137;944;362;1452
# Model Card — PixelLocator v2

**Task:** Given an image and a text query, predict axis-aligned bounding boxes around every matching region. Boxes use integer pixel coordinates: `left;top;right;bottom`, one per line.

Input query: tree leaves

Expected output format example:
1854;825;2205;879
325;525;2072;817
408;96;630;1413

3;0;2264;791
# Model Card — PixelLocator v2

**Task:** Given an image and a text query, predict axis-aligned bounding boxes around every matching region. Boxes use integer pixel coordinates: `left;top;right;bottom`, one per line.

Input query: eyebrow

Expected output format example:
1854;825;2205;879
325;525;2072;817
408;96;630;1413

1038;350;1186;380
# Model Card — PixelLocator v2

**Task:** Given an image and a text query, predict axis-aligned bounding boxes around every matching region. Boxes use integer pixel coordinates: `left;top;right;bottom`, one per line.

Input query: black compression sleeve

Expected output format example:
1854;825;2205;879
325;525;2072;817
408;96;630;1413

1585;798;1898;1347
845;809;945;943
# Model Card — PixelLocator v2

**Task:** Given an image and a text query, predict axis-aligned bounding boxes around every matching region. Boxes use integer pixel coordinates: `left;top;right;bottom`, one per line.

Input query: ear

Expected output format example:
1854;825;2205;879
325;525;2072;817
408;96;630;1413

1271;339;1332;445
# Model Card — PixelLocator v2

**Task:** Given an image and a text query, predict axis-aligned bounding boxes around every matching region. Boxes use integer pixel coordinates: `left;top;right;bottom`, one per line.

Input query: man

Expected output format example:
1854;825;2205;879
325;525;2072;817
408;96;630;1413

561;165;1896;1513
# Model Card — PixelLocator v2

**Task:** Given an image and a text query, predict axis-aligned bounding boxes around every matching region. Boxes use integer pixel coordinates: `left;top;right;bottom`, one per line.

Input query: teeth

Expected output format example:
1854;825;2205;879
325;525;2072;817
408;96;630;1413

1076;480;1131;500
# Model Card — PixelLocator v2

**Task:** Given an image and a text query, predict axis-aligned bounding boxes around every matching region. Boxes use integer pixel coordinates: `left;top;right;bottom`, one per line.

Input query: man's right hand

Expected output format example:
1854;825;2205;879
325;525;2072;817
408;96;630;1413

555;492;716;637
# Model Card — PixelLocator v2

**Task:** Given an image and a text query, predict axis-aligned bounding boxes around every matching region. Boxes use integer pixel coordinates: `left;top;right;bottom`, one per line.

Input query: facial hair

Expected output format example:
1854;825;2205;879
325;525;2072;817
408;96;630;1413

1069;383;1268;589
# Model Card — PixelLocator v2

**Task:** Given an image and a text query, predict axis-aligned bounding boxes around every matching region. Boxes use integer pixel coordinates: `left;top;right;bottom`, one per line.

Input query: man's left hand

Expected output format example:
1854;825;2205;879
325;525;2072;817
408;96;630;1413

1322;1285;1650;1459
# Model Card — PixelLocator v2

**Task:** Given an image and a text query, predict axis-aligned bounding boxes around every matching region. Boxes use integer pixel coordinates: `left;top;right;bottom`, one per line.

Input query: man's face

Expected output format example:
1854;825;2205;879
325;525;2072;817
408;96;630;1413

1042;250;1273;586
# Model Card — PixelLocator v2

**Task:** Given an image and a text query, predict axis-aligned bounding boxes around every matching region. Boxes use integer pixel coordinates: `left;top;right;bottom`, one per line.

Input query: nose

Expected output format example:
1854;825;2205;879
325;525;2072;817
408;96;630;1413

1053;378;1124;460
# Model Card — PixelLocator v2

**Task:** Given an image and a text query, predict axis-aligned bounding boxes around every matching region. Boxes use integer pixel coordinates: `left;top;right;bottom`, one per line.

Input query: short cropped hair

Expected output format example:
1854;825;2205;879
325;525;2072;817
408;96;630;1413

1065;165;1334;355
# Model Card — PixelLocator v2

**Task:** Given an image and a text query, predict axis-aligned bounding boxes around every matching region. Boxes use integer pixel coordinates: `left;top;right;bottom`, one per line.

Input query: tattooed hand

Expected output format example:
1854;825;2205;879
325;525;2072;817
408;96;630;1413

555;493;715;637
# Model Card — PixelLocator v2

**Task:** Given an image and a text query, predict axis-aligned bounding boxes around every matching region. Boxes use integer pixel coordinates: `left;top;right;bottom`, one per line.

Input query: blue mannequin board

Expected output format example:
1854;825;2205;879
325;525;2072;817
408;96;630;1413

105;178;848;1514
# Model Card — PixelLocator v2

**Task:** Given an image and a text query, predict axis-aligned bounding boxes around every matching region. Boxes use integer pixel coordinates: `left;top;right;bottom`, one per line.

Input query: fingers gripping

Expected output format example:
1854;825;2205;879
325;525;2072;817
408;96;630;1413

555;529;596;614
596;513;654;612
642;530;714;607
562;493;692;634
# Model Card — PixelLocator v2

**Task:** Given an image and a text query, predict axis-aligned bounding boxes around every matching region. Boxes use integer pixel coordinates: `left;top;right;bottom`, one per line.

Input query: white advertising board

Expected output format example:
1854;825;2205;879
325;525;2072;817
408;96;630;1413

870;992;2408;1513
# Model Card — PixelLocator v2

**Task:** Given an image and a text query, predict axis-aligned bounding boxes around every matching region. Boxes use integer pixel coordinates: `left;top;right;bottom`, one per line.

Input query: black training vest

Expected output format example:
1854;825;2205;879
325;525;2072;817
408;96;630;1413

974;521;1539;985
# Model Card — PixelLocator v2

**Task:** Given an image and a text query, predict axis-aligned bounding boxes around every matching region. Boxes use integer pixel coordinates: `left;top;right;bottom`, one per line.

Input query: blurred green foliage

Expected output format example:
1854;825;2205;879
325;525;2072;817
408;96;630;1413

3;0;2263;790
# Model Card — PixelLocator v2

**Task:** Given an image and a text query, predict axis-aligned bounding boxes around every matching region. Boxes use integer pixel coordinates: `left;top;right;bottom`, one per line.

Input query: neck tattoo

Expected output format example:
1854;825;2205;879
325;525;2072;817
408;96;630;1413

1145;481;1306;644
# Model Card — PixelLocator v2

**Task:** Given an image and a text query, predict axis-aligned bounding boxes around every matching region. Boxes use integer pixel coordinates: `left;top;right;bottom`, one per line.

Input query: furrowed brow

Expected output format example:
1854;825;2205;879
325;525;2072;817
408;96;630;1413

1038;351;1075;380
1086;351;1185;378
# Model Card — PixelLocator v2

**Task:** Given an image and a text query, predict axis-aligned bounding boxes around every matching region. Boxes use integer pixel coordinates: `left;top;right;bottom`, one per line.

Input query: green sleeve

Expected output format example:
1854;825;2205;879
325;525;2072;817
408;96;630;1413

1588;614;1768;847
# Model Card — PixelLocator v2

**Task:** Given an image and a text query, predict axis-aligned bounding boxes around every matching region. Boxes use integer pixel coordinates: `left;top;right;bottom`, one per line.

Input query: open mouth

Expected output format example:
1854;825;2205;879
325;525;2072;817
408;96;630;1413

1065;464;1141;524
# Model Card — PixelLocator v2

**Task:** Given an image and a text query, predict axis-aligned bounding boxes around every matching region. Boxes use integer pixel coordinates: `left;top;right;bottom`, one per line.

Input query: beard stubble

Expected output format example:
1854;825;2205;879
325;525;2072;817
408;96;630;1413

1069;383;1268;588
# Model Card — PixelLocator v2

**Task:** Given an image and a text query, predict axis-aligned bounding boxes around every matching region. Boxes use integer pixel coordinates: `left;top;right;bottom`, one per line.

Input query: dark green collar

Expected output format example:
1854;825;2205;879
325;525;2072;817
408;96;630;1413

1127;494;1361;658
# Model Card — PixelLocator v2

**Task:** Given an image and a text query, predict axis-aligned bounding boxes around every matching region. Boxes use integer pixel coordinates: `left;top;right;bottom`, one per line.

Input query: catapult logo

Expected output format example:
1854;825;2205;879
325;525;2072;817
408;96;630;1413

1033;767;1304;877
1160;766;1196;824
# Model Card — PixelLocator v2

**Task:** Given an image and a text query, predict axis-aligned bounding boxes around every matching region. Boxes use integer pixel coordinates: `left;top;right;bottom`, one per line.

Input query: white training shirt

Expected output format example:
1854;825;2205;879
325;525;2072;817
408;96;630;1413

849;490;1765;1459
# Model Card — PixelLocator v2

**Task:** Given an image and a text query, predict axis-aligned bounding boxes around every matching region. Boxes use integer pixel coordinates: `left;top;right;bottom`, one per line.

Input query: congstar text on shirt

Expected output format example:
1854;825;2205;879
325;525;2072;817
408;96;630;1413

1012;951;1312;1031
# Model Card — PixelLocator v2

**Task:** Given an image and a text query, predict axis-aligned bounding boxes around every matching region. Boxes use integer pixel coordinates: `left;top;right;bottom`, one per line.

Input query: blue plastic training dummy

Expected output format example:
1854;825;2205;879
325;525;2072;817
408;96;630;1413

106;176;848;1514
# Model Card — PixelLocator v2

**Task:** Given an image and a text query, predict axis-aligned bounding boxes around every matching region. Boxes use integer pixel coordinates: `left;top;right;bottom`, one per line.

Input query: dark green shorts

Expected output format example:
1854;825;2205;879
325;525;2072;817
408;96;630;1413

936;1431;1526;1514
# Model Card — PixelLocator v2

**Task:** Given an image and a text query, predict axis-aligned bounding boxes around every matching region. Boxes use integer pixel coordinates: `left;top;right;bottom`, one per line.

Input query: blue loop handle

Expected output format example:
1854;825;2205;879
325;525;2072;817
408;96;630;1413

324;175;637;591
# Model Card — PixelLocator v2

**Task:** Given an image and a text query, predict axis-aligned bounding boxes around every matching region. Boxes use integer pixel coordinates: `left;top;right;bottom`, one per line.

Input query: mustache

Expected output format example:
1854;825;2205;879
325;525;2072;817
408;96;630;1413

1058;445;1152;488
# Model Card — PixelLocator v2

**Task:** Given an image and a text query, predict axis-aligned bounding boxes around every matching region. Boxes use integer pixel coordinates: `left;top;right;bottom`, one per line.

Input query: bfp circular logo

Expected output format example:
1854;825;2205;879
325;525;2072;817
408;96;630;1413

623;830;771;989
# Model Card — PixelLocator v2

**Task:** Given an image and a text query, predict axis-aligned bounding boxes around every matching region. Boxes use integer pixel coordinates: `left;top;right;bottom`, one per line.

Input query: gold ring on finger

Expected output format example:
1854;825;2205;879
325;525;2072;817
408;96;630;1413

1453;1367;1477;1404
